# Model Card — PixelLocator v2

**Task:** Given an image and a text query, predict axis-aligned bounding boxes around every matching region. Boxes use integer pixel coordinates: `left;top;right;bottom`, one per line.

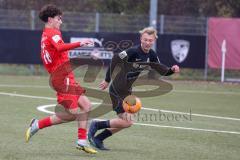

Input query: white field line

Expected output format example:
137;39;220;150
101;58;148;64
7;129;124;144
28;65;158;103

172;89;240;95
142;107;240;121
133;123;240;135
0;92;56;100
1;83;240;95
90;87;240;95
0;92;240;135
37;104;240;135
1;91;240;122
37;103;99;114
37;104;55;114
0;84;49;88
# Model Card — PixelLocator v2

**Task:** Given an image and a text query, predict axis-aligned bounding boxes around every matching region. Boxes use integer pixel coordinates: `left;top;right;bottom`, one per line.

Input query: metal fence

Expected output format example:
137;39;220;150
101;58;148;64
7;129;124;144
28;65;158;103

0;9;32;30
160;15;207;35
0;9;207;35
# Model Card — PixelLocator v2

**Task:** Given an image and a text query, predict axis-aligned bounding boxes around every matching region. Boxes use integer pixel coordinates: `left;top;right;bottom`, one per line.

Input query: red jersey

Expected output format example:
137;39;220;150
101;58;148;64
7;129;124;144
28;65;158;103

40;28;85;101
40;28;80;73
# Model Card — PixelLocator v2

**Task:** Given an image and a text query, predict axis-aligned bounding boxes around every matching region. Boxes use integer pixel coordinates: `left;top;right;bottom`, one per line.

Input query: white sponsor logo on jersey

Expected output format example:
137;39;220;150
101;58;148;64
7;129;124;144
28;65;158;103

147;58;150;62
171;40;190;63
52;35;61;43
119;51;127;59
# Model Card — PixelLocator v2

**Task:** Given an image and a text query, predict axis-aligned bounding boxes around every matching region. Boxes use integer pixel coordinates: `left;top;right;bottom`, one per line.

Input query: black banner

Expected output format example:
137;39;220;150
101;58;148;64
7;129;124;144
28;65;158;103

0;29;206;68
157;34;206;68
0;29;42;64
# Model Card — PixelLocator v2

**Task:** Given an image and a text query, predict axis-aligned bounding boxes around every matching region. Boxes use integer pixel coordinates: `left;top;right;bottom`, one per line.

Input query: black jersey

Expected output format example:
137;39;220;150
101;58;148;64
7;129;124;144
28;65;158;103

105;45;173;93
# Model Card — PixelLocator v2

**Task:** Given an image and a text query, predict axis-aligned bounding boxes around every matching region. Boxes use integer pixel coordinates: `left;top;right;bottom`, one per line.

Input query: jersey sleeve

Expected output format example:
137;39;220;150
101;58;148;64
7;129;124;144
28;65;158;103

105;50;129;83
150;51;174;76
49;32;81;52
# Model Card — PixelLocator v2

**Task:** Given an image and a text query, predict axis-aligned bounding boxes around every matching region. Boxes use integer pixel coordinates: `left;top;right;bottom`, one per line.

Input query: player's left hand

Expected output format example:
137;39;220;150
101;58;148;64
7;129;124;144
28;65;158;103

99;80;109;90
171;65;180;73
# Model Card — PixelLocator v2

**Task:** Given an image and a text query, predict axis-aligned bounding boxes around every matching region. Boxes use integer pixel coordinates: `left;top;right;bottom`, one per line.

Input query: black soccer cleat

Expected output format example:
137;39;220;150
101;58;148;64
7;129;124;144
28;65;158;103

89;137;110;151
88;120;98;142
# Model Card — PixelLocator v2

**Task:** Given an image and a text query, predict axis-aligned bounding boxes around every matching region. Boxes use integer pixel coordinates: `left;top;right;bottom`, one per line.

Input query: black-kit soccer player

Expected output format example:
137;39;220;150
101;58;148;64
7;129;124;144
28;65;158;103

88;27;180;150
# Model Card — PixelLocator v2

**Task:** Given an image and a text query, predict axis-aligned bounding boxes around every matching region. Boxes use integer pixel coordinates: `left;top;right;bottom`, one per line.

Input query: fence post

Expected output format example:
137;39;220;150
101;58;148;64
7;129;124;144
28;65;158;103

204;18;209;80
160;14;164;34
30;10;36;74
149;0;158;79
95;12;100;32
149;0;158;29
30;10;35;30
149;0;158;51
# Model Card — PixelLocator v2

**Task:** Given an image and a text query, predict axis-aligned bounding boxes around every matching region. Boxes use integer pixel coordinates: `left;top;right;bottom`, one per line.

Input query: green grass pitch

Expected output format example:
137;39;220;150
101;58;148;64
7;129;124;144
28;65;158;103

0;75;240;160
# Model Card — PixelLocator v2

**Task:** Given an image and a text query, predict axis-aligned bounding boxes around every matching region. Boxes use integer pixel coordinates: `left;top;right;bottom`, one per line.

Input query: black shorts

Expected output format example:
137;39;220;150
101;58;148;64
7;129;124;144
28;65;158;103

109;85;131;114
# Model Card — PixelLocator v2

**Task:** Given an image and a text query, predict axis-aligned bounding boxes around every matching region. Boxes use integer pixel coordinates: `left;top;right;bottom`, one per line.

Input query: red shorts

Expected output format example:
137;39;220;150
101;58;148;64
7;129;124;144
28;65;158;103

57;94;80;109
50;71;85;109
57;83;86;109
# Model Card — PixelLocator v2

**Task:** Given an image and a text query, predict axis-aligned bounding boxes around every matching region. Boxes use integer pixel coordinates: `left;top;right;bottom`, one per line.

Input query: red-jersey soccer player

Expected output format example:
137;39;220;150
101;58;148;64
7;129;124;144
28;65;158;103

25;4;97;154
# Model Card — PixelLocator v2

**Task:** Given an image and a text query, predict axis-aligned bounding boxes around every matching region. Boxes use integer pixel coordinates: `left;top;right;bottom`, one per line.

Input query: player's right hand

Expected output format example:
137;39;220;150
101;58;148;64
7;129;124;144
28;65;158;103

99;80;109;90
80;39;94;47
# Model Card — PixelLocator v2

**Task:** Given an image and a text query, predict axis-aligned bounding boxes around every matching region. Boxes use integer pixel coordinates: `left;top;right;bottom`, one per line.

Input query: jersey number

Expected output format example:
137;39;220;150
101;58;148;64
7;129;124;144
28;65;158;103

41;42;52;64
43;51;52;64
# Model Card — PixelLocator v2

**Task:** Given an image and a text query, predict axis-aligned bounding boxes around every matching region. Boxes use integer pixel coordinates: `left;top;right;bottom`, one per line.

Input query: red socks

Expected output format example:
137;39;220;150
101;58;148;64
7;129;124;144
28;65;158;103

38;117;52;129
78;128;87;140
38;117;87;141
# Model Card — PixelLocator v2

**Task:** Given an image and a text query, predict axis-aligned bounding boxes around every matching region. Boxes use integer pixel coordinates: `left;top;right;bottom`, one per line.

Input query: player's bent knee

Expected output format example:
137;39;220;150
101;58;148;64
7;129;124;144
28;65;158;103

79;103;91;112
78;95;92;112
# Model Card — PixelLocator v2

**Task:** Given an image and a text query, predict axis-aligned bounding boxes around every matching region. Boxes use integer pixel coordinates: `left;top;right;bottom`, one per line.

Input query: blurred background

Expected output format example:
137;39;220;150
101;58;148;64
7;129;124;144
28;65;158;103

0;0;240;82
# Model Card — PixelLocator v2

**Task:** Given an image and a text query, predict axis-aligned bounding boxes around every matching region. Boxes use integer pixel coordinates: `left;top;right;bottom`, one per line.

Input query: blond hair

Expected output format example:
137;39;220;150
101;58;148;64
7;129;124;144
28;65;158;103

139;27;158;39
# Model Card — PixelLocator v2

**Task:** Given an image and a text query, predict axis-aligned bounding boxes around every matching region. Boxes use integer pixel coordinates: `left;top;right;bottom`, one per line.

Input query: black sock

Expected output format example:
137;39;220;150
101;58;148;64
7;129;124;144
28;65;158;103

95;129;112;141
96;120;110;130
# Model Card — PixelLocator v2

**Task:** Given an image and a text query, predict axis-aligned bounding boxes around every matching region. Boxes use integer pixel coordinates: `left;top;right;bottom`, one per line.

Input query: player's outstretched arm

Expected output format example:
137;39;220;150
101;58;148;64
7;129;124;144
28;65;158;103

51;38;93;52
139;62;180;76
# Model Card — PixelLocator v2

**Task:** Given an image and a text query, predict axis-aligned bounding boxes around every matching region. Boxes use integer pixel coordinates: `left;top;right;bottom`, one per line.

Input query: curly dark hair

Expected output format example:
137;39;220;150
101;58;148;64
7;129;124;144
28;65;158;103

39;4;62;22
